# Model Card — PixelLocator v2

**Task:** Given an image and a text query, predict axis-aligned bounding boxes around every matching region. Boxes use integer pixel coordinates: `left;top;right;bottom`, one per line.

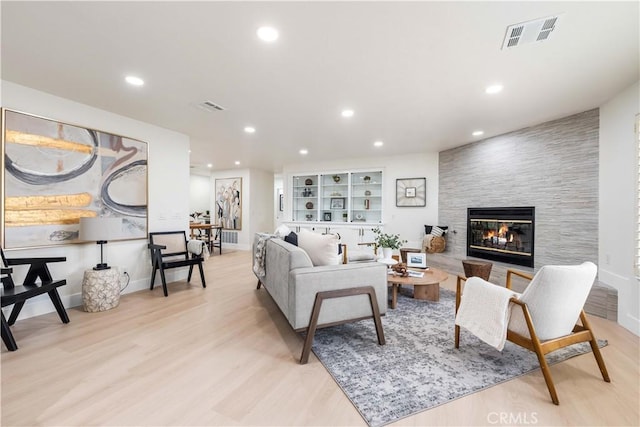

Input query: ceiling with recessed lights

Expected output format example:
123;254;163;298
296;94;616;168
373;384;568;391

1;1;638;174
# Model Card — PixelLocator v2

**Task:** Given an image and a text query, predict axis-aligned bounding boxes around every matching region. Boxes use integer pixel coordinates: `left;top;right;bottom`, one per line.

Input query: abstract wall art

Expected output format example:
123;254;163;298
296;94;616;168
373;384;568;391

1;109;148;249
214;177;242;230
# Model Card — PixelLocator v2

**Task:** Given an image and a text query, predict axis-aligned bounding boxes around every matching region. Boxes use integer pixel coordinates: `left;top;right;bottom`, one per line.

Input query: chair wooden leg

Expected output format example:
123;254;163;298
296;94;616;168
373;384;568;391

7;301;25;325
520;301;560;404
580;311;611;382
198;263;206;288
300;286;384;364
1;312;18;351
454;276;465;349
48;289;70;323
159;268;169;297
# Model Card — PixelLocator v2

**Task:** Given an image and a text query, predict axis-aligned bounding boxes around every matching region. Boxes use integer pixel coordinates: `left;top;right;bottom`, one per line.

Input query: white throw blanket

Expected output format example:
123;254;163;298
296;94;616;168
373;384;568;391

253;233;276;280
187;240;210;259
455;277;518;351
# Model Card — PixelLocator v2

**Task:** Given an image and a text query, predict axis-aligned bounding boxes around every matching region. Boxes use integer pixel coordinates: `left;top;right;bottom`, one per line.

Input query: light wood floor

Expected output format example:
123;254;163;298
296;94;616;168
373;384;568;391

2;250;639;426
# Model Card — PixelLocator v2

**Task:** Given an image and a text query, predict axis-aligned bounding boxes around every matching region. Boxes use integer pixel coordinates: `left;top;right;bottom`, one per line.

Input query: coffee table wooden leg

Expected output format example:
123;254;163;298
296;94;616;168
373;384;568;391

413;283;440;302
390;284;398;309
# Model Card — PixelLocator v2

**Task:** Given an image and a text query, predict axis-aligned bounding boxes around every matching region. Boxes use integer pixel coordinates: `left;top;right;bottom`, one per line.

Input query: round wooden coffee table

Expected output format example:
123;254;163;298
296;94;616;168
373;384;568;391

387;267;448;309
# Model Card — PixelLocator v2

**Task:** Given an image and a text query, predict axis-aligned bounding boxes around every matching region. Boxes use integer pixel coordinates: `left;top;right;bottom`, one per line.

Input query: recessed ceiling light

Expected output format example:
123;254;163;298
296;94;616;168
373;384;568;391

125;75;144;86
341;109;354;118
373;141;384;147
206;163;212;168
485;84;503;94
299;149;308;155
234;161;240;166
472;130;484;137
244;126;256;133
257;26;279;42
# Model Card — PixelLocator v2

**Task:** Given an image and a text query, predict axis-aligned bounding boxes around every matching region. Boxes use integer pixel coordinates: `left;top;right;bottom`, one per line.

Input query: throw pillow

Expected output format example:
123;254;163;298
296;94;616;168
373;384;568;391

424;225;448;235
297;229;341;266
284;231;298;246
431;226;445;237
274;224;291;238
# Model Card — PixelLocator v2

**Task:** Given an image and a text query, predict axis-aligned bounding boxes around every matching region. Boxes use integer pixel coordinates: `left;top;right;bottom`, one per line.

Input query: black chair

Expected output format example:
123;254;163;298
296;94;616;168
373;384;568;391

1;248;70;351
148;231;206;297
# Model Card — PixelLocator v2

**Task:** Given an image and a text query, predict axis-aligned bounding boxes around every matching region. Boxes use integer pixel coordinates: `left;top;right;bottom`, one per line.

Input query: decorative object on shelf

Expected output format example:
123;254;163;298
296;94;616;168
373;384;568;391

342;212;348;222
2;109;148;249
306;201;314;209
364;199;370;209
331;192;342;196
305;214;313;221
79;217;123;270
363;175;371;183
355;213;365;221
396;177;426;207
330;197;345;209
364;190;371;196
305;178;313;186
323;212;332;221
332;175;341;183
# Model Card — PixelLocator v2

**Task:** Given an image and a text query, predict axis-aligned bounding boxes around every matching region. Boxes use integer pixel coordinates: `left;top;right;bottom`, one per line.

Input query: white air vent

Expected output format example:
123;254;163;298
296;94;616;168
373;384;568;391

195;100;226;112
502;15;561;49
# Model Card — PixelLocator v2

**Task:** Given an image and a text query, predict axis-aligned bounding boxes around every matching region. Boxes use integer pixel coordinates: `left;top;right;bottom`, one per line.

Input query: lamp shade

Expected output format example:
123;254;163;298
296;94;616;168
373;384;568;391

79;217;122;242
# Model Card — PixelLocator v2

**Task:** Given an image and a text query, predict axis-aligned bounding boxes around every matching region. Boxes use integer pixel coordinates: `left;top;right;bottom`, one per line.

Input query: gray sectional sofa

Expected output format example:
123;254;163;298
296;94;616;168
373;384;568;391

253;234;388;363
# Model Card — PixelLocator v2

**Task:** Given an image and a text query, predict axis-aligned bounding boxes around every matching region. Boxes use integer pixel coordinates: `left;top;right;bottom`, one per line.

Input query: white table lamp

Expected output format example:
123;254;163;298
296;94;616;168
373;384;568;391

79;217;122;270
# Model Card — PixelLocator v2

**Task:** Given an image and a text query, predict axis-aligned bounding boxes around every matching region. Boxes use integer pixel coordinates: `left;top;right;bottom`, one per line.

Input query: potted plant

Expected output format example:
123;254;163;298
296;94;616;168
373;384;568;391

372;227;407;260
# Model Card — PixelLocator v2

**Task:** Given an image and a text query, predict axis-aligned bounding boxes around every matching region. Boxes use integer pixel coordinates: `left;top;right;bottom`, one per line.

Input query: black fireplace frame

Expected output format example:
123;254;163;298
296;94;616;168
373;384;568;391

467;207;535;268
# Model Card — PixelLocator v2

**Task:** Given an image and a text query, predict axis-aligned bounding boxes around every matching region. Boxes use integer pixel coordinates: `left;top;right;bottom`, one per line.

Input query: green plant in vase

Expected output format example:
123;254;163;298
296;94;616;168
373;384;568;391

372;227;407;260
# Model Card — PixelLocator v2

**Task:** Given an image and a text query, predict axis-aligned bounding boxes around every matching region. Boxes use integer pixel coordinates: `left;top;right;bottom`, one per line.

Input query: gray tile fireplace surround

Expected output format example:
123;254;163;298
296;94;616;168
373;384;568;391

436;108;617;321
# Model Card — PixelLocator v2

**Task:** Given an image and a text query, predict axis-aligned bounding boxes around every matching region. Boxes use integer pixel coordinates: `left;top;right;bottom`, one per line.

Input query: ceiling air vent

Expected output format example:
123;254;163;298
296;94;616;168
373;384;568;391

196;100;226;112
502;15;561;49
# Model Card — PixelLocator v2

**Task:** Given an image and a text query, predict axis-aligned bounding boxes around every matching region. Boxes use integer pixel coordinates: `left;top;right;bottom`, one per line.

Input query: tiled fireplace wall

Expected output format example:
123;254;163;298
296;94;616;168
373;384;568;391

439;109;599;269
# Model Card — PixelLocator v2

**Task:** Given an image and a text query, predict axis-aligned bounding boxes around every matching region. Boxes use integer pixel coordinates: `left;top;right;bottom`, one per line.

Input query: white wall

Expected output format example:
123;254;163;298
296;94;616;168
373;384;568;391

599;80;640;335
1;81;191;318
189;173;211;215
282;152;440;249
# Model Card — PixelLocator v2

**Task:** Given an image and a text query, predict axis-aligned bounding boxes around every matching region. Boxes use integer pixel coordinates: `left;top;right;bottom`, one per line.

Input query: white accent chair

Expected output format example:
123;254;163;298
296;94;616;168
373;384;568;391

454;262;610;405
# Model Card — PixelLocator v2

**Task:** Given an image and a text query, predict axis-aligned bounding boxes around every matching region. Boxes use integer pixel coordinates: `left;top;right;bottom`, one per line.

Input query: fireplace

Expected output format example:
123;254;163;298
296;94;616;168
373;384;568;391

467;207;535;267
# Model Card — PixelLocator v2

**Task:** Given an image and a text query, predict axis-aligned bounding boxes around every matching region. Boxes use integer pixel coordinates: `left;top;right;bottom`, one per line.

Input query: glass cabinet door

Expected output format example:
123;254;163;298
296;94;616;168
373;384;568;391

292;175;318;222
350;171;383;224
320;173;349;222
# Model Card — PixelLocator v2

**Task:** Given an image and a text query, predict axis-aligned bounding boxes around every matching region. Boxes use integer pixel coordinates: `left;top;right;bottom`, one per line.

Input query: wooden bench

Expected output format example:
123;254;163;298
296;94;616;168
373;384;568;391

148;231;206;297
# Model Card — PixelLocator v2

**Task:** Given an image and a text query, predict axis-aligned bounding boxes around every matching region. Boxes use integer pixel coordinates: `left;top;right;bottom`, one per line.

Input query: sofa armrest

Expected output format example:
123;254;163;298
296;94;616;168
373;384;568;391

288;262;388;330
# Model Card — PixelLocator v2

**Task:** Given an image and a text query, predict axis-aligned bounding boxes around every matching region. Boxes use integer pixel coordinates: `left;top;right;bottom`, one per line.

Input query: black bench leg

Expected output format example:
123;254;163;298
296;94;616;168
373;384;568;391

187;265;194;282
48;289;70;324
8;301;25;325
1;311;18;351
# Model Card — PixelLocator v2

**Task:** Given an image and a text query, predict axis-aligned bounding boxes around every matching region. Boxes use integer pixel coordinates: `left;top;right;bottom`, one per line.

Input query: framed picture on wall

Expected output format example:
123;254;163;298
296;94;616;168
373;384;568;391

396;178;426;207
1;108;148;249
215;177;242;230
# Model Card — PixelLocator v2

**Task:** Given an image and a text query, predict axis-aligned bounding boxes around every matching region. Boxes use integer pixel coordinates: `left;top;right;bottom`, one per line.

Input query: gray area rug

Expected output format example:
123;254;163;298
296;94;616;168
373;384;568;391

310;288;607;427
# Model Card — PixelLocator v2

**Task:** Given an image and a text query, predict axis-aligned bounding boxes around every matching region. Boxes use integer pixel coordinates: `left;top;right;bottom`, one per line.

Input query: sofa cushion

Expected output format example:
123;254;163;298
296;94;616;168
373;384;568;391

424;225;448;235
297;229;341;266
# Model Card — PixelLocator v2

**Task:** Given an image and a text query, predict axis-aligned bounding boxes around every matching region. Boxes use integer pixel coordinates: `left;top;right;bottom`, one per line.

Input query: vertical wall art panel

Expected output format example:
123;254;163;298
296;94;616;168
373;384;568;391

1;109;148;249
214;177;242;230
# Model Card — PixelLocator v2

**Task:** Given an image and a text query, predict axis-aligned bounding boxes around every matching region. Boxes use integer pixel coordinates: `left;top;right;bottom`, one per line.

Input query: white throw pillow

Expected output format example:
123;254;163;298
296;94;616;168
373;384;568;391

274;224;291;238
297;229;341;266
431;226;444;237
